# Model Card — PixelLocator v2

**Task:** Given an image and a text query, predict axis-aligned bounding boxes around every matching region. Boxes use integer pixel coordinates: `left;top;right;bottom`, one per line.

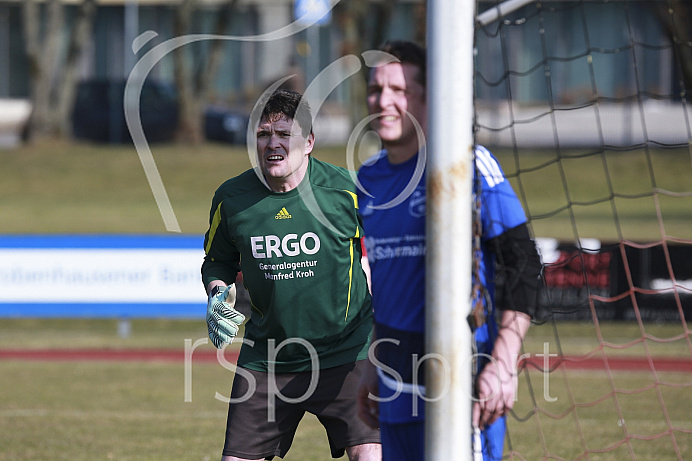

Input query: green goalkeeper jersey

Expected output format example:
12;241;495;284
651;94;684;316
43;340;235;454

202;157;373;372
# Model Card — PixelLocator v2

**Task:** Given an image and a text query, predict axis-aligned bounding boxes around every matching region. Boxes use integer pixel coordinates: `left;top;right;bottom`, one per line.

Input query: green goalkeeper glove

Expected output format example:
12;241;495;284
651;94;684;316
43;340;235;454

206;284;245;349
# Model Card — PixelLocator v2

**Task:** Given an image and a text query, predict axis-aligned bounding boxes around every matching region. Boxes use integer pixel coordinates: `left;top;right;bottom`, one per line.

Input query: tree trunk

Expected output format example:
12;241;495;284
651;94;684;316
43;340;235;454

23;0;60;140
173;0;203;144
198;0;239;101
652;0;692;95
22;0;95;142
173;0;238;145
337;0;370;128
57;0;96;137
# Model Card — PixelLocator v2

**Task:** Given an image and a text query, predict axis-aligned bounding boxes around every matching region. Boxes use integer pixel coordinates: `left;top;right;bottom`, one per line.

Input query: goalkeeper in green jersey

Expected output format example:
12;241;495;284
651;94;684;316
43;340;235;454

202;89;381;461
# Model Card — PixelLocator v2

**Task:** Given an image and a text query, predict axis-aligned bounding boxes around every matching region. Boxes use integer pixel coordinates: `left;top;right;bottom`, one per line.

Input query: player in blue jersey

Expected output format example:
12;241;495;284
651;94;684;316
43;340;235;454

355;40;542;461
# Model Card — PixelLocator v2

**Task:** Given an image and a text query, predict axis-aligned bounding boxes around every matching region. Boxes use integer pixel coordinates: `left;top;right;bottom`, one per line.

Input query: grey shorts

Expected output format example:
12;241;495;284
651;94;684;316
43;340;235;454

221;360;380;459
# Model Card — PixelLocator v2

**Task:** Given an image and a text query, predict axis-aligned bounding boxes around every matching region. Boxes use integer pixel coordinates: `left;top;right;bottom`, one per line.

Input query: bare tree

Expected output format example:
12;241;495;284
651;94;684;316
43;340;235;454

172;0;238;144
22;0;96;142
651;0;692;95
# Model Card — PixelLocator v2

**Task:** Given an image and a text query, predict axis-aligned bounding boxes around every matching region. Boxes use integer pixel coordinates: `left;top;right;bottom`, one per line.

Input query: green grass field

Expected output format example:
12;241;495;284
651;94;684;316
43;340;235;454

0;360;338;461
1;140;690;239
1;318;691;460
0;318;337;461
2;141;691;459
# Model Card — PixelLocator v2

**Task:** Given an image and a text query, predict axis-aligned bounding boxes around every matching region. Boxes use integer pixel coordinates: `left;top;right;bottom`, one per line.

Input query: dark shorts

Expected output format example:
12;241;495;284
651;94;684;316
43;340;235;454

222;360;381;459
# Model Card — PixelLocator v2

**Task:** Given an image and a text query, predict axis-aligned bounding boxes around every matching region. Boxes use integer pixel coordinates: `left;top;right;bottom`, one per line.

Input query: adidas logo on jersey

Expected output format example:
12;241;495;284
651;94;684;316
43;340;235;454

275;207;292;219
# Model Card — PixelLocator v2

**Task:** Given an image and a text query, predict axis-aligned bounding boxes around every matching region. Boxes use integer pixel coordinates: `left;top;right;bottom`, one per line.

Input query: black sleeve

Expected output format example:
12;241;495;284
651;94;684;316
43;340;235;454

487;223;543;318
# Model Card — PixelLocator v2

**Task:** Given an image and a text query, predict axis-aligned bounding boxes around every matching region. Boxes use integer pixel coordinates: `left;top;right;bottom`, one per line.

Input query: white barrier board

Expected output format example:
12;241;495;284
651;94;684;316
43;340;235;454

0;235;206;317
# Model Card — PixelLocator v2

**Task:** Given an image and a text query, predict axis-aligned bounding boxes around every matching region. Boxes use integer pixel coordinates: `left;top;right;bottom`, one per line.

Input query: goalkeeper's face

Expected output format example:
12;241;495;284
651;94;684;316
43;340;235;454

256;114;315;192
367;62;427;157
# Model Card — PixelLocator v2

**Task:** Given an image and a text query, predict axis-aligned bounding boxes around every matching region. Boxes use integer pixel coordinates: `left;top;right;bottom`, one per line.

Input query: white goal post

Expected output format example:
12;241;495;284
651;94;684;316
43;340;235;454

425;0;539;459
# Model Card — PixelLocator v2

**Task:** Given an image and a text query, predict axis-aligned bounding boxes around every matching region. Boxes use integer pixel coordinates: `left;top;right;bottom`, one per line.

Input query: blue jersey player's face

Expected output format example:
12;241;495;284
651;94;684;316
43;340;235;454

256;114;314;193
367;62;427;164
